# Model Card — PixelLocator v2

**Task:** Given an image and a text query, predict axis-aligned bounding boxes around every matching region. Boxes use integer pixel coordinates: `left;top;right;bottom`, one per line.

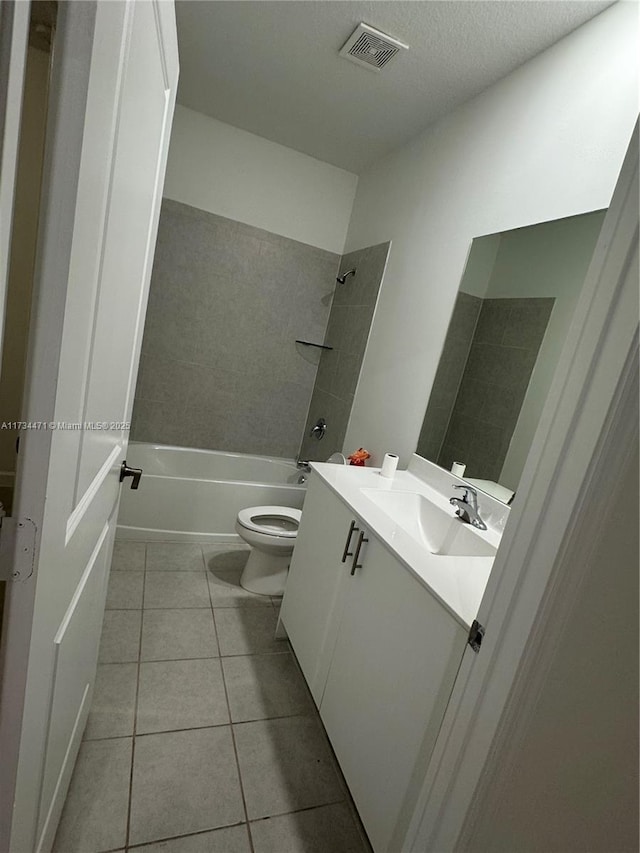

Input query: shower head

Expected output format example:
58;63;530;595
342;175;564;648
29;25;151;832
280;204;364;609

336;268;356;284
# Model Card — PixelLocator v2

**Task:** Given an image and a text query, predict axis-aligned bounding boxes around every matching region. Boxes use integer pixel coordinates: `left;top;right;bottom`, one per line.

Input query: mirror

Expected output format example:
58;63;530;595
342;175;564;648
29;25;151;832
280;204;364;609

416;209;606;503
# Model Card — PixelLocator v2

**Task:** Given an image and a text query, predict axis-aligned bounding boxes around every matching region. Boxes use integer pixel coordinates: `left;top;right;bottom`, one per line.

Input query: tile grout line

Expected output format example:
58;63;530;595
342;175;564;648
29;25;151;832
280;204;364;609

124;544;147;852
206;545;256;853
123;799;353;852
84;707;318;743
125;821;247;851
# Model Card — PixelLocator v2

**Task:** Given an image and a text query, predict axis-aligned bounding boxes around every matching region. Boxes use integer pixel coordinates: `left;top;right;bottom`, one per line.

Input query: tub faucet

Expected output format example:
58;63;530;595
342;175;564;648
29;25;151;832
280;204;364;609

296;460;311;485
450;485;487;531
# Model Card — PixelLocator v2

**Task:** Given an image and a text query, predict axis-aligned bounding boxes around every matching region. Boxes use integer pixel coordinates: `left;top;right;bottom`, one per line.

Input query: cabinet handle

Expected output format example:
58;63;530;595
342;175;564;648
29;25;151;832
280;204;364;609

341;520;359;563
350;531;368;575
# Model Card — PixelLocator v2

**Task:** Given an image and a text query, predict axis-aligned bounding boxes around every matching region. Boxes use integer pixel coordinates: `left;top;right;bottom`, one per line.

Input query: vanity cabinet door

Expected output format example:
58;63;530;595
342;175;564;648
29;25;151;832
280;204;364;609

279;473;358;704
319;533;467;853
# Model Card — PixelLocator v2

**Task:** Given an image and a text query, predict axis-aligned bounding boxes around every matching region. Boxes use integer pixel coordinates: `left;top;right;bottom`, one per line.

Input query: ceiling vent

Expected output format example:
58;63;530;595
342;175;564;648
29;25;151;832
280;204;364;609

339;23;409;73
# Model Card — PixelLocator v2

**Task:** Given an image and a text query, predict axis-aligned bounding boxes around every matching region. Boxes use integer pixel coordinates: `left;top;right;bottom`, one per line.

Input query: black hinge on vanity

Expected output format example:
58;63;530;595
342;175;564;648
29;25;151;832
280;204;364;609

468;620;485;653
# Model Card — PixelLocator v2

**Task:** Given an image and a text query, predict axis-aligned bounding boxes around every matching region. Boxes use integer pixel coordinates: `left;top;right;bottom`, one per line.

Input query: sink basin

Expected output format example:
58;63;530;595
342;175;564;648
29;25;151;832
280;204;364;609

360;489;496;558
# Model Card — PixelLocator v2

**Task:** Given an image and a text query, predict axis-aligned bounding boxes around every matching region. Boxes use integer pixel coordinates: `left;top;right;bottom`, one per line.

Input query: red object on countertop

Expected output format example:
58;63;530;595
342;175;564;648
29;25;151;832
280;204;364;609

348;448;371;466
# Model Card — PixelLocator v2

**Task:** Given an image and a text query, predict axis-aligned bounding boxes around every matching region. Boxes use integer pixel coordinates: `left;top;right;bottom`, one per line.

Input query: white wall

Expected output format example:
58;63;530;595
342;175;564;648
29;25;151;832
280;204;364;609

163;104;358;254
342;2;638;465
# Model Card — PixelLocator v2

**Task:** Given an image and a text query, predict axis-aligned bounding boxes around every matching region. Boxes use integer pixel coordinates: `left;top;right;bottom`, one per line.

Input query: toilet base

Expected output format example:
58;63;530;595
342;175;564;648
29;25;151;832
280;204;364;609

239;548;290;596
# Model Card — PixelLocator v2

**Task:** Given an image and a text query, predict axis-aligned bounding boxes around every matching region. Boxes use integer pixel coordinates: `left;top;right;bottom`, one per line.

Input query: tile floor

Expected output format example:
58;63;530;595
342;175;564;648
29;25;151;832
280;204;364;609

54;541;371;853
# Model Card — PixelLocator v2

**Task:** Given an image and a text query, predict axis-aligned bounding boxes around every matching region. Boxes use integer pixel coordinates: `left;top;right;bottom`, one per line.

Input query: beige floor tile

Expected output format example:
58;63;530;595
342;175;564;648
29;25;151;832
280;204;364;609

250;802;369;853
146;543;205;572
208;568;272;608
53;738;131;852
98;609;141;662
144;571;210;609
129;824;251;852
111;540;146;571
214;607;288;656
203;545;250;574
129;727;244;846
222;653;313;722
106;571;144;609
141;608;218;661
136;658;229;733
84;663;137;740
233;716;343;820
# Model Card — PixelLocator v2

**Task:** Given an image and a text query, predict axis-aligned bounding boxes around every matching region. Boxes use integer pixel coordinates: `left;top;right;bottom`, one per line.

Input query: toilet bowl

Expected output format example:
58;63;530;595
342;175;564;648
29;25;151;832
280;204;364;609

235;505;302;595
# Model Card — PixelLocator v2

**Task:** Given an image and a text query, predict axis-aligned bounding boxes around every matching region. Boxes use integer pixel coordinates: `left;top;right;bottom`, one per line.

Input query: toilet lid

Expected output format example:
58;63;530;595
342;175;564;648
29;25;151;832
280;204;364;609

237;506;302;538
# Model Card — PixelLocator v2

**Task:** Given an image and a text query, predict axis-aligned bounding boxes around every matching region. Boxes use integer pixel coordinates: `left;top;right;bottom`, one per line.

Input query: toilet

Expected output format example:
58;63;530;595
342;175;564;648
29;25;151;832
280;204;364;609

235;505;302;595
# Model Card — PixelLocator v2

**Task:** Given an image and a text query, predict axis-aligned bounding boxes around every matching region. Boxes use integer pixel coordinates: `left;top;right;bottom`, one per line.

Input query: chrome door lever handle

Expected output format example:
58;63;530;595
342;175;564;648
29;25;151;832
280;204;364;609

119;461;142;490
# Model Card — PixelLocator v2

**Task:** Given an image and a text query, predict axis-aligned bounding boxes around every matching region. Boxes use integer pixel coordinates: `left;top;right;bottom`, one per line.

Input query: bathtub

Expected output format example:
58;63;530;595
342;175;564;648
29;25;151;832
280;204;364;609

117;443;306;542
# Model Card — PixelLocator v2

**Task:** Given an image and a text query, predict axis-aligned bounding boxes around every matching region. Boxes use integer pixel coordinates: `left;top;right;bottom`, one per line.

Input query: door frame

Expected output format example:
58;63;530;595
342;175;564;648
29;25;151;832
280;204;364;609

0;0;30;363
407;122;638;850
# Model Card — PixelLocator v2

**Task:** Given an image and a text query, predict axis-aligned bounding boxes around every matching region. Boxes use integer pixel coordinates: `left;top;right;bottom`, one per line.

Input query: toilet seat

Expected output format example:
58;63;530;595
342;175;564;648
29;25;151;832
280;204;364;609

237;506;301;538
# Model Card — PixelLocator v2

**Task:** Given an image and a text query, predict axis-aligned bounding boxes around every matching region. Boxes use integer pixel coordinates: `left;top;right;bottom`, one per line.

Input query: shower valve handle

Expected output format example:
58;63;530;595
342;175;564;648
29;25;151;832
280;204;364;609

309;418;327;440
119;461;143;490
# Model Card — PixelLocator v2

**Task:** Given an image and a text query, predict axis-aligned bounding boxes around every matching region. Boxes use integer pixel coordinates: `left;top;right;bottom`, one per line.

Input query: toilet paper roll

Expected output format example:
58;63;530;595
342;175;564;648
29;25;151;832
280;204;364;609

451;461;466;478
380;453;399;479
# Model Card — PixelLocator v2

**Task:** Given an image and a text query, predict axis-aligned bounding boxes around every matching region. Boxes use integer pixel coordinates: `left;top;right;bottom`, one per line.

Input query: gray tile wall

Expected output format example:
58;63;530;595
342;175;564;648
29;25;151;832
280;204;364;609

131;200;340;458
434;297;554;480
299;243;390;461
416;291;482;463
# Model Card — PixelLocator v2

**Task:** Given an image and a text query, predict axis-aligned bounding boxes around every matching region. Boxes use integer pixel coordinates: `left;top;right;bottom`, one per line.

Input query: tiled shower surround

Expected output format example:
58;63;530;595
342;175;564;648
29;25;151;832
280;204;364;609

299;243;390;461
418;293;554;480
131;200;340;458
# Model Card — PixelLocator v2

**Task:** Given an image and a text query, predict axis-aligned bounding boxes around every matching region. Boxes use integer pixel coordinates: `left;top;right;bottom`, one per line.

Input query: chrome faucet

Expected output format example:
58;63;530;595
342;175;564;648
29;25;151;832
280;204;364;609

450;485;487;530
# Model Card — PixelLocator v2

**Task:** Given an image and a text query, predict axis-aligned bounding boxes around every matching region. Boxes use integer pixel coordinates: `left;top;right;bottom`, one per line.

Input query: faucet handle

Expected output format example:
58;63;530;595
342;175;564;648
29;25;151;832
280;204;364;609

453;483;472;495
452;484;478;508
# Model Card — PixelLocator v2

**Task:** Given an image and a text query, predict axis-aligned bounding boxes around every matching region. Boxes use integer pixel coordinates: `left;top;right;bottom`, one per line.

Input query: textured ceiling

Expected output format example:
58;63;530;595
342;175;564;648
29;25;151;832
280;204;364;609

176;0;615;173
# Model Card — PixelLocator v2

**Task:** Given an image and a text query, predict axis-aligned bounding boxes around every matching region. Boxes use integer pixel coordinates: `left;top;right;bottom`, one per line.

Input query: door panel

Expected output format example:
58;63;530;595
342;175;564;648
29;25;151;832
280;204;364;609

52;0;132;518
37;519;114;851
77;0;171;501
0;3;178;851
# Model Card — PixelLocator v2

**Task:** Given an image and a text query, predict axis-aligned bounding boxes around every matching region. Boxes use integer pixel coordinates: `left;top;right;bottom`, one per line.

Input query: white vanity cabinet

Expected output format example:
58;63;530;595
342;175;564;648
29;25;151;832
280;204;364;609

279;472;358;703
280;472;468;852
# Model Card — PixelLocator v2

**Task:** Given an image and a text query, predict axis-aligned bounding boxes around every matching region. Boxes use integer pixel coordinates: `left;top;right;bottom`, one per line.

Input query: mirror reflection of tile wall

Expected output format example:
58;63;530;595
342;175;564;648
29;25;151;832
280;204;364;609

416;209;606;492
418;294;554;481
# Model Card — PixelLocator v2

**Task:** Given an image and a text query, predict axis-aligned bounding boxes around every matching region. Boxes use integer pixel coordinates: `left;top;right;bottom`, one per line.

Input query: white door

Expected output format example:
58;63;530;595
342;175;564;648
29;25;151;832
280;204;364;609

0;3;178;852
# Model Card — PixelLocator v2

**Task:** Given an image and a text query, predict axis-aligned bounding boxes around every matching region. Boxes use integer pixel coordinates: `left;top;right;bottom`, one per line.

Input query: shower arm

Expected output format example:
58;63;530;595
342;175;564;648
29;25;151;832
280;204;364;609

336;268;356;284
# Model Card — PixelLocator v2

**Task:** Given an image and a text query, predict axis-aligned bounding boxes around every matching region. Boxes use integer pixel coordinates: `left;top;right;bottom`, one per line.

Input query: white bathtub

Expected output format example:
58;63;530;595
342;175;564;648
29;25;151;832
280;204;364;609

117;443;306;542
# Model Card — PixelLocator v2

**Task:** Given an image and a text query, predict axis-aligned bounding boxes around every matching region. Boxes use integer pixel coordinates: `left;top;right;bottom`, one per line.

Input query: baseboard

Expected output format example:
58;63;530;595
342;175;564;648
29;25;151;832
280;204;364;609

115;524;242;544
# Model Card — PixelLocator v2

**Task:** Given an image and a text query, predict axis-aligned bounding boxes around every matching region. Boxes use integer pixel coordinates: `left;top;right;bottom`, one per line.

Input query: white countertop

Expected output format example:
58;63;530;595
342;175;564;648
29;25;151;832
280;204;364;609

310;462;500;630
